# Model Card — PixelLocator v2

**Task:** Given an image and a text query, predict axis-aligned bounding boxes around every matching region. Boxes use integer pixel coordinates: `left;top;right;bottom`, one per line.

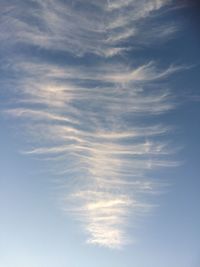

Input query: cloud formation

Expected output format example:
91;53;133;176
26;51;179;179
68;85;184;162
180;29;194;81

1;0;182;248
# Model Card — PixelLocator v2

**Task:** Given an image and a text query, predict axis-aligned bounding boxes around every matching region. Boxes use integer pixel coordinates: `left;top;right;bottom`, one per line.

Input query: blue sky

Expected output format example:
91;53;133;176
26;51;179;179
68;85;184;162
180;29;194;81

0;0;200;266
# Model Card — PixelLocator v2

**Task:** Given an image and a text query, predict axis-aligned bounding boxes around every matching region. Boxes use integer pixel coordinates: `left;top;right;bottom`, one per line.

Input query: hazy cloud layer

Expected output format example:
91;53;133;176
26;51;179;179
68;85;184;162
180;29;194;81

1;0;182;248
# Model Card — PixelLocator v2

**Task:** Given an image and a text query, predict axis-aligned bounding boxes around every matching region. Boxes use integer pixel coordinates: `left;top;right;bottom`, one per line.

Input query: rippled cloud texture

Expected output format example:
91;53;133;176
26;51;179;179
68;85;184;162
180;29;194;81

1;0;183;248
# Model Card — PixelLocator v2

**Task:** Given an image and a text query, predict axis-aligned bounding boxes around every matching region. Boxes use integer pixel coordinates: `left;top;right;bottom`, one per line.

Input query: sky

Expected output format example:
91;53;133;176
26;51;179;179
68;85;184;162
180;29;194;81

0;0;200;267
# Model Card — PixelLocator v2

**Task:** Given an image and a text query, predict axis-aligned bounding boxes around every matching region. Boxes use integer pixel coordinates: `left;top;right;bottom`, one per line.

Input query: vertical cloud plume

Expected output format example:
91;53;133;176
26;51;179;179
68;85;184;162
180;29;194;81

1;0;182;248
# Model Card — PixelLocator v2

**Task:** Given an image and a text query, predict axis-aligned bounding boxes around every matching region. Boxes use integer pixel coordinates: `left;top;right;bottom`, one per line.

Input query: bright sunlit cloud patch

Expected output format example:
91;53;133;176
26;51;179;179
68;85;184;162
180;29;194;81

1;0;184;248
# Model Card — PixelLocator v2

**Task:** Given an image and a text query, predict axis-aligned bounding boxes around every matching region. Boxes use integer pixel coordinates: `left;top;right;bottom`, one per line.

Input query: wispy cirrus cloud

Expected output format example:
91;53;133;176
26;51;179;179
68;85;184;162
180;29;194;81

1;0;176;56
1;0;183;248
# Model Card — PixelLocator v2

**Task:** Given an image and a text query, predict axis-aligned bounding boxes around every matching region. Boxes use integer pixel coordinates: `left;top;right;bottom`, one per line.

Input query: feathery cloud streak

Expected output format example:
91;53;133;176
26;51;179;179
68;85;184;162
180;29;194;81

1;0;182;248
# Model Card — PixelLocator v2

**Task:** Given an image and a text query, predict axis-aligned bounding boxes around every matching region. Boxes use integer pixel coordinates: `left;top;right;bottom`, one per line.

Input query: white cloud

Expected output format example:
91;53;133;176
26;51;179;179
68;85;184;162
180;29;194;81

1;0;182;249
0;0;175;57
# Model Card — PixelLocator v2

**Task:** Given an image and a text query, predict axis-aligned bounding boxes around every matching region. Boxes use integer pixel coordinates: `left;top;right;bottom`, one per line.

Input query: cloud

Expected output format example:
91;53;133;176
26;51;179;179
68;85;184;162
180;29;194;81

0;0;176;57
1;0;182;248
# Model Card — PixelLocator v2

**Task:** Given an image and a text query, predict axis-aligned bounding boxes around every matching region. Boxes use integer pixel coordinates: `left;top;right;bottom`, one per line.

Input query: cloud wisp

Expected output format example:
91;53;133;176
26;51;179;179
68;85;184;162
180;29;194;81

1;0;181;248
